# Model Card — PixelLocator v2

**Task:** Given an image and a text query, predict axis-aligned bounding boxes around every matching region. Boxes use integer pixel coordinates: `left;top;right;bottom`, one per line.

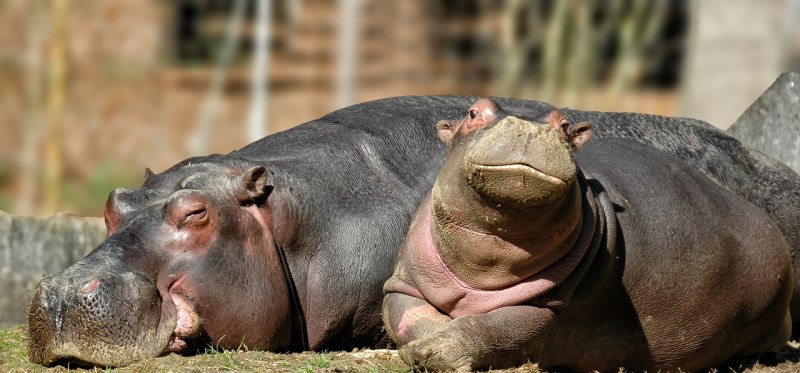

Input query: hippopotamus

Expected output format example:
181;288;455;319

27;95;800;368
459;96;800;331
26;96;467;367
383;98;795;372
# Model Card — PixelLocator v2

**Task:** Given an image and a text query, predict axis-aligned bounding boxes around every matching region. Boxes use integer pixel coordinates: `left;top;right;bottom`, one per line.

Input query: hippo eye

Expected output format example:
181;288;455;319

469;109;479;120
183;208;207;225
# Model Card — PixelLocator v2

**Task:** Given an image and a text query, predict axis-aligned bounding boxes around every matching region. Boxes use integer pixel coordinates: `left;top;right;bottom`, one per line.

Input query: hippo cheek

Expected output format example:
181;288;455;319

187;296;286;351
175;247;293;351
27;273;176;367
465;162;572;208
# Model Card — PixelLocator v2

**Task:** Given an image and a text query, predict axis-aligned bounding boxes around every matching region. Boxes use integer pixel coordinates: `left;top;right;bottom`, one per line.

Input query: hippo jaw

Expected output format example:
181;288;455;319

464;116;576;208
154;272;204;354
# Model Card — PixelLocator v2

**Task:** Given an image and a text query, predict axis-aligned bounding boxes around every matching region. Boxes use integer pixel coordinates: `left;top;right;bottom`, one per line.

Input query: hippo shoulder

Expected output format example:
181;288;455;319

575;138;790;286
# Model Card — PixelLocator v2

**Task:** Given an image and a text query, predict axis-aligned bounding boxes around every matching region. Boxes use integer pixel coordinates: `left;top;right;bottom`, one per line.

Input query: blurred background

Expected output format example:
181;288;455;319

0;0;798;217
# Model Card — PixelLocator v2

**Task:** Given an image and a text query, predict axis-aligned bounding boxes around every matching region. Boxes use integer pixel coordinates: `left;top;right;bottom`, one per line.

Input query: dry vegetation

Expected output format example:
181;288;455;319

3;325;800;373
0;0;687;217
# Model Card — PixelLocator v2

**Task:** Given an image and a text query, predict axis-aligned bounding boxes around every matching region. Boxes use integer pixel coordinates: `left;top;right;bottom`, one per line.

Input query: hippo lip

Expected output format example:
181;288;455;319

158;275;200;354
468;162;566;186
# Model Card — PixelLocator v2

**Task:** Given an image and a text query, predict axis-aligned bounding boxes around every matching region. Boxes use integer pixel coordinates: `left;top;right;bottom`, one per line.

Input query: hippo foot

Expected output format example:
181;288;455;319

399;332;475;372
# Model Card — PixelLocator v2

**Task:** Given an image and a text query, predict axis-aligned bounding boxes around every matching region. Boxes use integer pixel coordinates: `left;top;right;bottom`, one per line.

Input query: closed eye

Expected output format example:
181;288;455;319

184;208;207;223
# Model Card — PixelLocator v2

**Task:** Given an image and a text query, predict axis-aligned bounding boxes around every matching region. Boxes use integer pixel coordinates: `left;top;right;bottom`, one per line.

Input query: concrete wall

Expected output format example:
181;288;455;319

0;211;106;326
680;0;788;129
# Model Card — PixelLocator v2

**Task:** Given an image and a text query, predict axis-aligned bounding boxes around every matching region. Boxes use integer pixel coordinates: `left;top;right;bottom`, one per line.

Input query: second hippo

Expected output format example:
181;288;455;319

383;98;794;372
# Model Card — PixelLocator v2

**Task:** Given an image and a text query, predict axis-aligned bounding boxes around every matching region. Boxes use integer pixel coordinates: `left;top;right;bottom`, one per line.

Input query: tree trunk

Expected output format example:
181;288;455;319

42;0;69;215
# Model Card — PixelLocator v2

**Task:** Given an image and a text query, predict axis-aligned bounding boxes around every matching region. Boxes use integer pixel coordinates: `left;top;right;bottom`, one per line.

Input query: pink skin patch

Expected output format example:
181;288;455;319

163;276;201;353
397;305;433;337
173;293;200;338
80;278;101;294
244;204;273;256
167;335;187;352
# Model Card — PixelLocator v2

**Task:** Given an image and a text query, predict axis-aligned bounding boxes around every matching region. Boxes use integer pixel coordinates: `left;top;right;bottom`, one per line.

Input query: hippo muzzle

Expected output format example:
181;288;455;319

27;249;176;367
464;116;577;208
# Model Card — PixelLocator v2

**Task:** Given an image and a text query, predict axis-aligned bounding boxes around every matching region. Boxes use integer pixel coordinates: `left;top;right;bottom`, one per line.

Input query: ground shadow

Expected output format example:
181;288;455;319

723;341;800;373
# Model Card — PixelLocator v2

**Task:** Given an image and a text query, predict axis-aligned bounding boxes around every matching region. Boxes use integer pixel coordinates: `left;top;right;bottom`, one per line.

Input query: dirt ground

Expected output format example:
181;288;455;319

2;325;800;372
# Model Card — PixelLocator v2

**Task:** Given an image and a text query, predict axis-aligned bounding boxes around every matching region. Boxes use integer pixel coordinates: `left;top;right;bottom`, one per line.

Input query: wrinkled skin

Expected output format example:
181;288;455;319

383;98;794;372
27;96;458;367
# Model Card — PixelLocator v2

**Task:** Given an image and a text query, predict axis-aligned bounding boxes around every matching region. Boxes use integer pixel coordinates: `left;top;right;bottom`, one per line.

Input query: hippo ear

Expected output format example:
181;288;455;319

436;119;460;143
237;165;274;204
547;109;592;147
144;167;155;180
567;122;593;148
105;188;136;237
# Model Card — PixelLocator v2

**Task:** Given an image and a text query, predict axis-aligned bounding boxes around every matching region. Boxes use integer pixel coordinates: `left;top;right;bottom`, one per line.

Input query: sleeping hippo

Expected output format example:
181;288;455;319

26;96;464;367
383;98;794;372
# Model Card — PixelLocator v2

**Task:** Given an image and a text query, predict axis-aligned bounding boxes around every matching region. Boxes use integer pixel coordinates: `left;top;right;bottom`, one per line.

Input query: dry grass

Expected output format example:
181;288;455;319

3;324;800;372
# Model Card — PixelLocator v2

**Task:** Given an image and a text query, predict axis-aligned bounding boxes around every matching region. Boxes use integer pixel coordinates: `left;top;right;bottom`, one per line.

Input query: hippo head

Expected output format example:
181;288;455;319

27;156;295;367
432;98;593;235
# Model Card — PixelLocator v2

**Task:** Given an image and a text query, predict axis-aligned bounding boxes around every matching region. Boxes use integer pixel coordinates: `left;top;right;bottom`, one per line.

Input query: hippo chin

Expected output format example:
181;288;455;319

383;98;794;372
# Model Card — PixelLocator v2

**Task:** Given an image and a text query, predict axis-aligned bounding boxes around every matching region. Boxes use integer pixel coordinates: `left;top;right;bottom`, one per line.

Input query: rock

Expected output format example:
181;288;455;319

728;72;800;174
0;211;106;326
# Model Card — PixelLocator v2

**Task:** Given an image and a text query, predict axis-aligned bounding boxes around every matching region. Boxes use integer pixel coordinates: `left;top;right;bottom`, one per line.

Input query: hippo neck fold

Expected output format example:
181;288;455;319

242;169;309;351
269;184;309;351
431;174;586;290
398;172;603;317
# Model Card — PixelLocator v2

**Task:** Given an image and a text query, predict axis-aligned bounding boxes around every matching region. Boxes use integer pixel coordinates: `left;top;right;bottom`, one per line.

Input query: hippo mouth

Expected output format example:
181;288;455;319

468;162;567;186
465;161;571;207
161;276;202;353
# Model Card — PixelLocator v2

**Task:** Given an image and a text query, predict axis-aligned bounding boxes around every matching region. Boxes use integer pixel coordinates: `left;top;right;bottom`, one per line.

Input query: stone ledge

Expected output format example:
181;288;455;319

728;72;800;174
0;211;106;326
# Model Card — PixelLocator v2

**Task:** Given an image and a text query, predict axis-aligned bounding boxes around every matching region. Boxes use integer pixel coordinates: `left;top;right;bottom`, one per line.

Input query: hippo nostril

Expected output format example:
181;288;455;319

80;279;102;295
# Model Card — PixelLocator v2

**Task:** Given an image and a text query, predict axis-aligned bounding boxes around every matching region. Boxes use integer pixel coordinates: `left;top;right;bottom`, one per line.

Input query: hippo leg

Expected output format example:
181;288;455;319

382;293;452;345
395;304;556;372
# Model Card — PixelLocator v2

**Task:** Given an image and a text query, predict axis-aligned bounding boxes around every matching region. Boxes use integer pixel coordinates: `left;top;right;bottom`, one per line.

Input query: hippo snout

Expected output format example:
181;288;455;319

464;116;576;208
30;277;113;333
27;270;174;367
